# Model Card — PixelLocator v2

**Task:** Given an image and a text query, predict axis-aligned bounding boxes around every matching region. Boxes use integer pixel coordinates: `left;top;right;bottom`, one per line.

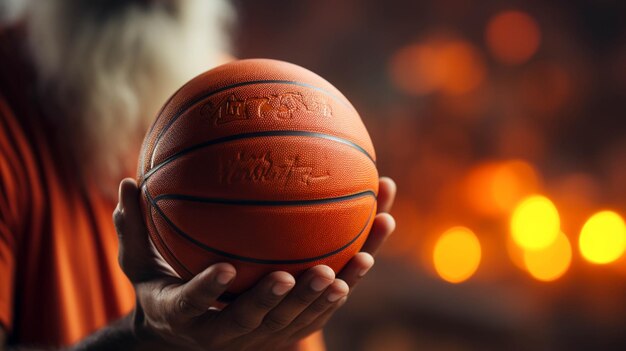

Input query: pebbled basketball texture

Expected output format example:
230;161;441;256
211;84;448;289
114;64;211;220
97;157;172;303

137;59;378;296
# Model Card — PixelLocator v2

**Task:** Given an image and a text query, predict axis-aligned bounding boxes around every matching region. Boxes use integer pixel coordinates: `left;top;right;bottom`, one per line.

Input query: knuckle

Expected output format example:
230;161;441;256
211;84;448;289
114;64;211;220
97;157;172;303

253;294;279;311
112;208;124;229
231;314;258;334
290;317;311;331
309;300;330;314
293;292;314;307
261;314;290;332
177;295;206;316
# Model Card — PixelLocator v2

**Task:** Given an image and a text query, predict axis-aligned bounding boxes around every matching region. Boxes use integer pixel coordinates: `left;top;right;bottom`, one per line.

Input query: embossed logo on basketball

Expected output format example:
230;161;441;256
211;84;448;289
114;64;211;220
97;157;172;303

200;92;332;125
220;151;330;187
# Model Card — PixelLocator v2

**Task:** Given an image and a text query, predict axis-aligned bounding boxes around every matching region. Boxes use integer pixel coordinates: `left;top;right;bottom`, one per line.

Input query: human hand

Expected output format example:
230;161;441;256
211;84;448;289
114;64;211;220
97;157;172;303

113;177;396;350
282;177;397;340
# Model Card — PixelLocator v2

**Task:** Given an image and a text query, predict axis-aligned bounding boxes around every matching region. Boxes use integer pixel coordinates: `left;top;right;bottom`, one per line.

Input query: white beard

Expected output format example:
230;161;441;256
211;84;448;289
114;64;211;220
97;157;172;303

26;0;233;195
0;0;29;23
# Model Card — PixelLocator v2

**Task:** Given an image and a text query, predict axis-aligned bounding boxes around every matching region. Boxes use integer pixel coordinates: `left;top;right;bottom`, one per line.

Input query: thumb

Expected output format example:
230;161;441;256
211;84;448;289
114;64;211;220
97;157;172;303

114;178;154;282
167;263;236;321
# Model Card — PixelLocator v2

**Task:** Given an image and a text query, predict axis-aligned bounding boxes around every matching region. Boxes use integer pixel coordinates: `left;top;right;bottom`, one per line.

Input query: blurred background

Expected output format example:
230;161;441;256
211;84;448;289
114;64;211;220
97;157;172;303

234;0;626;350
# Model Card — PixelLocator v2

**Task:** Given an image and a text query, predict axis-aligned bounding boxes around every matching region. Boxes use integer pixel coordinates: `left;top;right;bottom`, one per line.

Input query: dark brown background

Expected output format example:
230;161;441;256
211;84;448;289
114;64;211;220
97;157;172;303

235;1;626;350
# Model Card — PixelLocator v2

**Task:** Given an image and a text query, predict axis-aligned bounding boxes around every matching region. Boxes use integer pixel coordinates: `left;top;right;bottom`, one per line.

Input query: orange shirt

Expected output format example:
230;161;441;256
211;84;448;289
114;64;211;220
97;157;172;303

0;27;136;346
0;26;324;350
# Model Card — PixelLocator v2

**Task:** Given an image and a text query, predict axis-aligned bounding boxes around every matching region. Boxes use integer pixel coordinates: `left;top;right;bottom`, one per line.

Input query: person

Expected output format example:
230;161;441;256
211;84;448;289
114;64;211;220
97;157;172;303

0;0;397;350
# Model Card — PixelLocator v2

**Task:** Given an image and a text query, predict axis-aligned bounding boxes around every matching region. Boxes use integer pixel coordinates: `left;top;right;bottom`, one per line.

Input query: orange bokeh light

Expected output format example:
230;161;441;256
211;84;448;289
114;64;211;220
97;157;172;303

389;38;486;96
433;227;482;283
485;10;541;65
464;160;540;216
389;44;440;95
524;232;572;282
437;41;486;95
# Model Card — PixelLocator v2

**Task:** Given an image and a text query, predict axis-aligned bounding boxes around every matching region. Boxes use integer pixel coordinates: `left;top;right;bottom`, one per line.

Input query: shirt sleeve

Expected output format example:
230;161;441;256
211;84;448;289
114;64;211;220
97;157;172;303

0;95;30;333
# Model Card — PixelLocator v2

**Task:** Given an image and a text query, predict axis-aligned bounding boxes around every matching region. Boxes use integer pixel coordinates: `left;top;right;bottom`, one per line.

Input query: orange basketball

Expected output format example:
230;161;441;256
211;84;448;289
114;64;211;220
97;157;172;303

137;59;378;298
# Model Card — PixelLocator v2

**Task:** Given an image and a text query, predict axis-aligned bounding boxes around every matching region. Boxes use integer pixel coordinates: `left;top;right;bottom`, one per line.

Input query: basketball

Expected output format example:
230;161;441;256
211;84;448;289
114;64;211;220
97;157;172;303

137;59;378;297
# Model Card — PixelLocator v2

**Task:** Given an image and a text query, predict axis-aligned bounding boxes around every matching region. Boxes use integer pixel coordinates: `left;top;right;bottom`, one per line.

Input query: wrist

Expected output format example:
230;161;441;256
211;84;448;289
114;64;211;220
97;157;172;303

131;298;160;344
131;299;188;351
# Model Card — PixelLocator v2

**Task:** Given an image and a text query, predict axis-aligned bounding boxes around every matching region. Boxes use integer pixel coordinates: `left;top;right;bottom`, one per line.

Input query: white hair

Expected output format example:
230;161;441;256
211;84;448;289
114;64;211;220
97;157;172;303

25;0;233;194
0;0;28;23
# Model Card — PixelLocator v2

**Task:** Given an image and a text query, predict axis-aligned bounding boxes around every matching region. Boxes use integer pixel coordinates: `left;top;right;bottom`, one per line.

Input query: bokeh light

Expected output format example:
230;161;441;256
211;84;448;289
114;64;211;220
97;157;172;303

433;227;481;283
388;44;440;95
236;2;626;347
524;232;572;282
464;160;540;216
437;41;486;95
510;195;560;250
579;211;626;264
485;10;541;65
389;38;485;96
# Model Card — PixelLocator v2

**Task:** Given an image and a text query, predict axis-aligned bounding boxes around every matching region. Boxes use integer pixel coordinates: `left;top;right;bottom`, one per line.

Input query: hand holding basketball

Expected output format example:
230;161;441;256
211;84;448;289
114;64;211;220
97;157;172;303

114;177;395;350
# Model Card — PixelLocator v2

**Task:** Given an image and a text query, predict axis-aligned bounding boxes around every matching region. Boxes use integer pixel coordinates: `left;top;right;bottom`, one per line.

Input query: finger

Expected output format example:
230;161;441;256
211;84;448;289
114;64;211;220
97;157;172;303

170;263;236;321
337;252;374;288
255;265;334;334
114;178;153;280
215;271;295;337
279;279;348;337
360;213;395;256
288;296;348;342
377;177;397;214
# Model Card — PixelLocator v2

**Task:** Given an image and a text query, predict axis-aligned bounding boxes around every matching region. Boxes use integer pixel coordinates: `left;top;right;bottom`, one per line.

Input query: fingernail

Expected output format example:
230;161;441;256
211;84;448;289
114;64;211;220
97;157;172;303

216;271;235;285
272;282;294;296
358;264;373;277
310;277;332;292
327;291;346;302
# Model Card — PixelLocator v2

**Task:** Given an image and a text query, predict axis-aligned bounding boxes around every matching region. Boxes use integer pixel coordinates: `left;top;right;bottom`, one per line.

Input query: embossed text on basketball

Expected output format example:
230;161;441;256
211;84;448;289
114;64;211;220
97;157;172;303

203;92;332;125
221;151;330;187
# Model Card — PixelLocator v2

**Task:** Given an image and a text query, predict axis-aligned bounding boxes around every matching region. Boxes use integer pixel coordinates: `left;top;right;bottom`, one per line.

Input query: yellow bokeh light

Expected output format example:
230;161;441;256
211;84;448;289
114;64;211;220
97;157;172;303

433;227;481;283
579;211;626;264
510;195;560;250
524;232;572;282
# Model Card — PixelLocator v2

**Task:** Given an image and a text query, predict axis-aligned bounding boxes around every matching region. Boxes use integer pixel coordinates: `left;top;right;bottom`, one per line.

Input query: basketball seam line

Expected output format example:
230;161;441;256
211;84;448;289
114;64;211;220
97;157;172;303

147;195;194;277
140;130;375;186
144;184;376;265
153;190;376;207
140;88;181;179
147;79;355;176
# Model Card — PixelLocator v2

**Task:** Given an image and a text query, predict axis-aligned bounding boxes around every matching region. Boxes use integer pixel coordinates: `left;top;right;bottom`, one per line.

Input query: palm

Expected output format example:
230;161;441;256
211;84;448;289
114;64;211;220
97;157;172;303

114;177;396;350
